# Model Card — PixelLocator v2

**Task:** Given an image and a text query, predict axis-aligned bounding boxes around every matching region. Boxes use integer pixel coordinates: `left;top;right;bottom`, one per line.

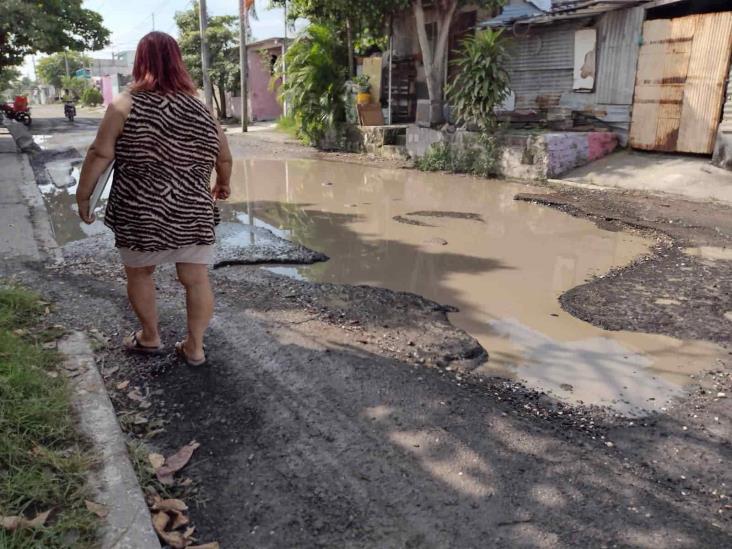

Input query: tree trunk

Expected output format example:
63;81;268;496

218;80;227;119
412;0;458;125
346;17;354;77
212;85;222;119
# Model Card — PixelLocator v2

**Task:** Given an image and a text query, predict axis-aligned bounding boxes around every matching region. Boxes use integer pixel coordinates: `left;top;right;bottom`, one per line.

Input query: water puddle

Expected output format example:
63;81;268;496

219;159;725;414
683;246;732;261
43;155;726;413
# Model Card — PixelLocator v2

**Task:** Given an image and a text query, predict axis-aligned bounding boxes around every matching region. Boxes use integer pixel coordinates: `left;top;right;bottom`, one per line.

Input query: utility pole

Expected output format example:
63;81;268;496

282;0;288;117
238;0;248;132
199;0;214;112
64;52;70;78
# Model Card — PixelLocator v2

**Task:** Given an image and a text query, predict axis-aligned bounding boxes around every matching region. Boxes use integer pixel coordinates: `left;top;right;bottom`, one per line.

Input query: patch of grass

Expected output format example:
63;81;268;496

276;115;299;138
0;285;97;548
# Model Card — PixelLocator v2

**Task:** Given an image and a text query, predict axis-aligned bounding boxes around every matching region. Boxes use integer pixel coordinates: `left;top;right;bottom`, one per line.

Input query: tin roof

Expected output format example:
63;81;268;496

481;0;647;27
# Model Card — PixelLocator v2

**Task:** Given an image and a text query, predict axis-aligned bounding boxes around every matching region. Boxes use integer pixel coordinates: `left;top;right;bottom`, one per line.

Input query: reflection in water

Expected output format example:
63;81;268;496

220;158;724;413
40;165;110;244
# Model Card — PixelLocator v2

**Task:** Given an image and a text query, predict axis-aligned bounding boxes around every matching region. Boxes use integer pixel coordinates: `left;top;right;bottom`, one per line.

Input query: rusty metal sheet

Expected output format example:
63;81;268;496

677;12;732;154
631;11;732;154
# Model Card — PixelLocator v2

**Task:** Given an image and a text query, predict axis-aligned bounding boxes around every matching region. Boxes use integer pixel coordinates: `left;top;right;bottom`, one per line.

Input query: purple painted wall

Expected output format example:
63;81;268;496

247;46;283;122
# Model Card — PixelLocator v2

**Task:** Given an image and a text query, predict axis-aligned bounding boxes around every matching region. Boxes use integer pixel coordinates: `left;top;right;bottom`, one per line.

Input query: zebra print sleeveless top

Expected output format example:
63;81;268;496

104;91;220;251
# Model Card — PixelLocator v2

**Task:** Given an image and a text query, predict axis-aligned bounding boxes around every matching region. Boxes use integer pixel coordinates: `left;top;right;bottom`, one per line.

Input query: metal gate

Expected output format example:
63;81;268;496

629;11;732;154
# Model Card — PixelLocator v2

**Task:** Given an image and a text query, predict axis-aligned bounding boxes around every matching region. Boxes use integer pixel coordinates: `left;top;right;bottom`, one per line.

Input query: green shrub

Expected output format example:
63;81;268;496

416;135;501;178
80;87;103;107
415;142;452;172
279;24;348;146
446;28;511;131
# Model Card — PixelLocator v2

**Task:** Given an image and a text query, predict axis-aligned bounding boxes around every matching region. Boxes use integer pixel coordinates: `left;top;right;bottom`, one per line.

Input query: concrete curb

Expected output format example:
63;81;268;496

59;332;161;549
16;153;63;264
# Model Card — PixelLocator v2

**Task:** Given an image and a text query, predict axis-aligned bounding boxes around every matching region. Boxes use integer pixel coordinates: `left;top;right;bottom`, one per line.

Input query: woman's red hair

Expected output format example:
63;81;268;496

130;32;197;95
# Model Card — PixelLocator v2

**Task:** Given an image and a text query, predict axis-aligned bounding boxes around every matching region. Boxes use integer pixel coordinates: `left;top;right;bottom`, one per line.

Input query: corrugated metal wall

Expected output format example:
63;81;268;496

595;6;644;105
504;23;576;110
504;8;644;111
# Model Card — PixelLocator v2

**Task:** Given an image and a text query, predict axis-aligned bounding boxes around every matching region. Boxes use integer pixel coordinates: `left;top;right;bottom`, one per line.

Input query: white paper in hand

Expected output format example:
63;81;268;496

88;160;114;215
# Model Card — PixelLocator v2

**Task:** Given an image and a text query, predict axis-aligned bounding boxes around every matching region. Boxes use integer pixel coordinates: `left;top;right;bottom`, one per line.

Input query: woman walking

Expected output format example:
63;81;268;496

76;32;233;366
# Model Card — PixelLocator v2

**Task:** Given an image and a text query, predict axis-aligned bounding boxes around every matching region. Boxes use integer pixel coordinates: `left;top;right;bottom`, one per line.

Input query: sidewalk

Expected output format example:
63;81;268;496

0;128;42;261
559;149;732;205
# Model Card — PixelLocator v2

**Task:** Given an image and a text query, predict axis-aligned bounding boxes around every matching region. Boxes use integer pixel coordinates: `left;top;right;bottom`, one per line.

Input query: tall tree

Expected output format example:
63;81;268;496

270;0;406;75
412;0;499;124
272;1;500;124
36;52;91;88
175;3;243;118
0;67;21;92
0;0;109;72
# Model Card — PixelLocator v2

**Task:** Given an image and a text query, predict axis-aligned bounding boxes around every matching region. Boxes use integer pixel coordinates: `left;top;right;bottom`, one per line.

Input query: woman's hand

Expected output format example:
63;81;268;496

211;182;230;200
77;197;95;224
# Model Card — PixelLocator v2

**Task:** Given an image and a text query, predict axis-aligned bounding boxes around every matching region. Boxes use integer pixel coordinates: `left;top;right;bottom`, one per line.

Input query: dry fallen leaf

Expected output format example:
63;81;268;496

169;509;190;530
156;441;200;485
1;510;51;531
116;380;130;390
189;544;220;549
151;511;170;534
152;511;188;549
42;341;57;350
127;389;145;402
159;530;188;548
152;498;188;513
148;453;165;470
85;500;109;518
183;526;196;539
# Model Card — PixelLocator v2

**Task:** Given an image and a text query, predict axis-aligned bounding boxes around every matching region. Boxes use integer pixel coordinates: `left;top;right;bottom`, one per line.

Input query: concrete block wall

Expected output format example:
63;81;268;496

406;126;618;181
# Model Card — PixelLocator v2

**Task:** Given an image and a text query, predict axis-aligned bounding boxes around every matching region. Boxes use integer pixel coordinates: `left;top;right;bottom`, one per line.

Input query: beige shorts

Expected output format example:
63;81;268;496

118;245;214;268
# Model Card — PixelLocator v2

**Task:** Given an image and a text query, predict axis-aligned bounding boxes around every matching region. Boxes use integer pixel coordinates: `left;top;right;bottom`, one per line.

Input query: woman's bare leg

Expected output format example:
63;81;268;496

176;263;213;361
124;265;161;346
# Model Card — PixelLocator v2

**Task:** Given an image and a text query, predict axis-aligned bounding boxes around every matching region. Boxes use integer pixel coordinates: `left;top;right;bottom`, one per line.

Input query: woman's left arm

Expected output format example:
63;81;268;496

76;93;131;223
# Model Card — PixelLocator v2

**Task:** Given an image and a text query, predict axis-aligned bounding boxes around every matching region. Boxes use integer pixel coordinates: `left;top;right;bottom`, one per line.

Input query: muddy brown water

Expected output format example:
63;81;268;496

221;159;725;414
43;157;725;414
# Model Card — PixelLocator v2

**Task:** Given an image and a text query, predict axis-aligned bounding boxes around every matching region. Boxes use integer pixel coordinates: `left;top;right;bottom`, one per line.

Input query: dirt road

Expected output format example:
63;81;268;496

6;112;731;547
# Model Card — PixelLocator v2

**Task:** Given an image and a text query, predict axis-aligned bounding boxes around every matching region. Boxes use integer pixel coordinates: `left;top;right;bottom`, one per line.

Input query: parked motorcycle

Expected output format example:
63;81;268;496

0;96;32;126
64;101;76;122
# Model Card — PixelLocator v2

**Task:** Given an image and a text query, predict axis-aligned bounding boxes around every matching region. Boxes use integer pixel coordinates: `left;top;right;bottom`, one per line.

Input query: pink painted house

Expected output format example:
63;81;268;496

246;37;287;122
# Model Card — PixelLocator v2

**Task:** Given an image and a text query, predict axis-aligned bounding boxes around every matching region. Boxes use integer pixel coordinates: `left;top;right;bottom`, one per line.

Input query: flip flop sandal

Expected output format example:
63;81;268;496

123;331;163;355
175;341;207;367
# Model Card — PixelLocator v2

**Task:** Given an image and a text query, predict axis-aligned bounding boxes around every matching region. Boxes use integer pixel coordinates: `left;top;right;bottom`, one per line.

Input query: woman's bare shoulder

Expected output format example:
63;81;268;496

110;91;133;114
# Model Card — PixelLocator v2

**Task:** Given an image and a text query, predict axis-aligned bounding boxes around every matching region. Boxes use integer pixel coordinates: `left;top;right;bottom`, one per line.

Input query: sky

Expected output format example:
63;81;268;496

22;0;305;78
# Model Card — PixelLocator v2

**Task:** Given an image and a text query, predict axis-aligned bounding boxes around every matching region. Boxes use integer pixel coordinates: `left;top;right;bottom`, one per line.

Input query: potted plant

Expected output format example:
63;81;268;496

352;74;372;105
353;73;371;93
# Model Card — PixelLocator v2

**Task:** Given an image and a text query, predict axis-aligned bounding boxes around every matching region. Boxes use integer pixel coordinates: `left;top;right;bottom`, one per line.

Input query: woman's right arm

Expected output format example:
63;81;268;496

212;126;232;200
76;92;131;223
